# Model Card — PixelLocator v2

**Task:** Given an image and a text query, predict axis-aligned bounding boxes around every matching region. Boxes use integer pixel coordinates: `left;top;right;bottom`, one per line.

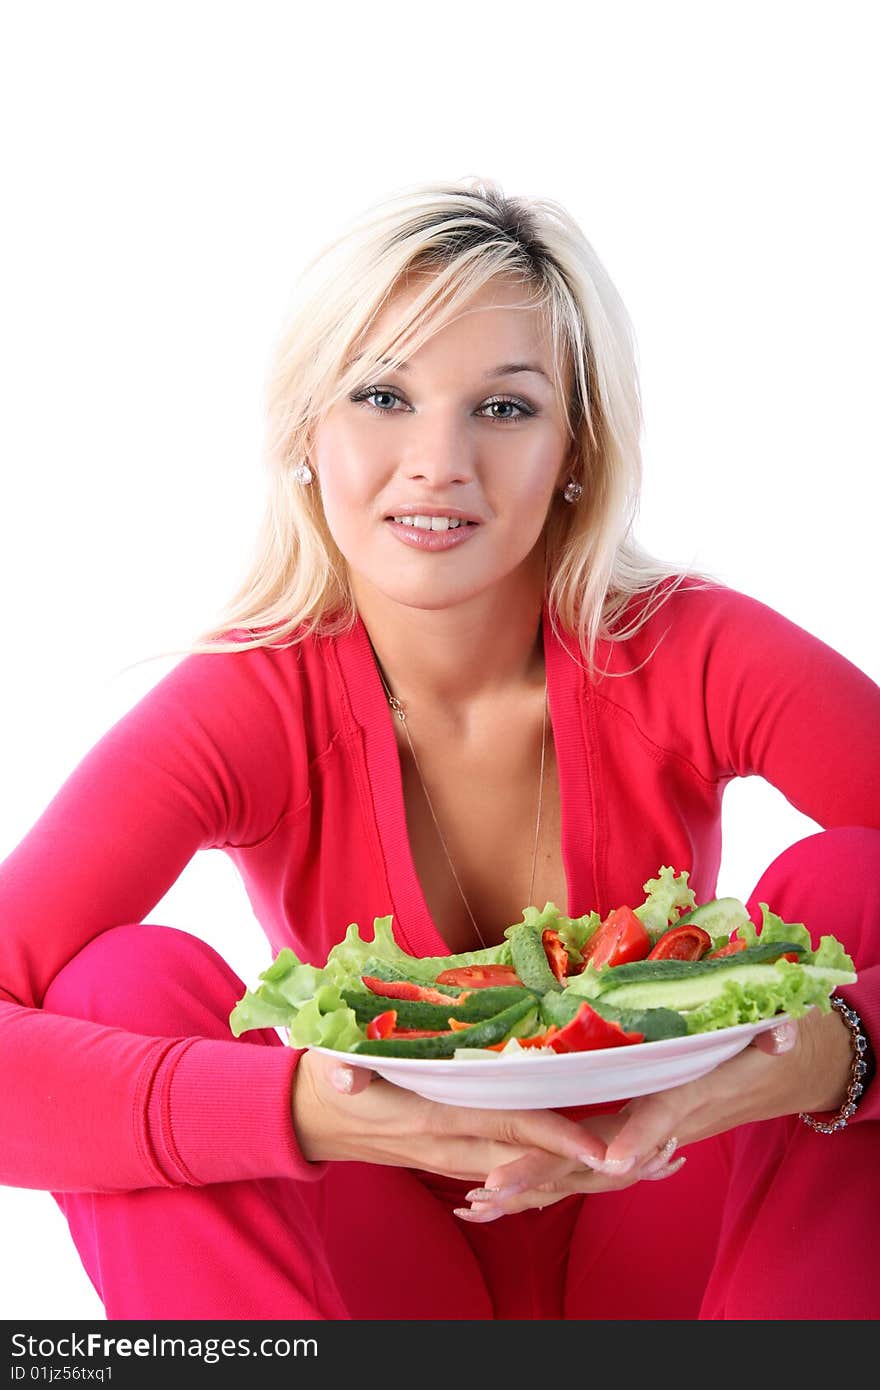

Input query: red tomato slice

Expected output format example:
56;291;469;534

580;906;651;969
647;924;712;961
542;928;570;983
435;964;524;989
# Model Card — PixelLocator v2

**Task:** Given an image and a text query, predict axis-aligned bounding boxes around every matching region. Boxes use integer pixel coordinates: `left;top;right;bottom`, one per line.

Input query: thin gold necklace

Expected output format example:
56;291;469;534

372;657;549;952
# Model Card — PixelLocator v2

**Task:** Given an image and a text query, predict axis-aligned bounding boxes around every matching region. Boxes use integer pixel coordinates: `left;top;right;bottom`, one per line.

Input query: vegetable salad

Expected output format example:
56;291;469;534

229;867;856;1059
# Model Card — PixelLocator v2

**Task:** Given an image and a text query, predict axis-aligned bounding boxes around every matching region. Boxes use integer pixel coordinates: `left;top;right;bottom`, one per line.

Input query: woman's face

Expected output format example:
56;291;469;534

311;275;573;613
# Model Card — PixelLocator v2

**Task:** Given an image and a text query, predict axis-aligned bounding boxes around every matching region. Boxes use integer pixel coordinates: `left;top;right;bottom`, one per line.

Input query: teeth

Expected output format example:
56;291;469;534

391;515;464;530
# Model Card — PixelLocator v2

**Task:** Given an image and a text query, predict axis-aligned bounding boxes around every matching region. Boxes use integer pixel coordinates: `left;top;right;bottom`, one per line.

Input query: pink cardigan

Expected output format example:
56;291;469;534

1;582;878;1194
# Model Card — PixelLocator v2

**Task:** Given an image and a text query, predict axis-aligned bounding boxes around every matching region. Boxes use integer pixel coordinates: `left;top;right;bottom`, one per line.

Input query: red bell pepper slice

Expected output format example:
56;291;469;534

708;938;747;958
361;975;470;1006
542;928;570;983
434;965;524;989
548;1002;644;1053
647;924;712;961
366;1009;397;1040
580;906;651;969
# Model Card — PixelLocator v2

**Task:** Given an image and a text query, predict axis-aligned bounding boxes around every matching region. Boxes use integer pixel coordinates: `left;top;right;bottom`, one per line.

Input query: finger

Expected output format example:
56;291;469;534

752;1019;798;1054
445;1104;608;1168
479;1146;583;1201
457;1155;655;1221
329;1062;375;1094
600;1089;690;1168
643;1155;687;1182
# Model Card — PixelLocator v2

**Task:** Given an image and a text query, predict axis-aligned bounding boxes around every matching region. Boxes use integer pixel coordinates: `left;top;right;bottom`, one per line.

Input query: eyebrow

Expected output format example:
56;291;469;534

345;356;551;382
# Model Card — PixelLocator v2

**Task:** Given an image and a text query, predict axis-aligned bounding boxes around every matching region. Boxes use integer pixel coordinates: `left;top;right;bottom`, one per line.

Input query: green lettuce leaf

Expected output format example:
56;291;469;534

813;934;856;972
325;915;514;984
512;901;602;967
633;867;698;940
555;910;602;962
736;904;855;972
228;947;323;1037
288;989;366;1050
558;964;604;1000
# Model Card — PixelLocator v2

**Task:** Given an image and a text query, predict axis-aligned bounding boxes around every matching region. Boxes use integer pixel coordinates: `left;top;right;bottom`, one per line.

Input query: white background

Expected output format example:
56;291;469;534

1;1;877;1320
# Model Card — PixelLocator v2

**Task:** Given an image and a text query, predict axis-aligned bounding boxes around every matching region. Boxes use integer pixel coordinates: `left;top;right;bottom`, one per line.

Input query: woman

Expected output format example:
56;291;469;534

1;178;878;1320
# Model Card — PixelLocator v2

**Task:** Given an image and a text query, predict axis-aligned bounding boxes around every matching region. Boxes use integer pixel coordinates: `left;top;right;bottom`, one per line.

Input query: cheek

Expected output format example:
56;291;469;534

313;437;373;528
507;453;563;524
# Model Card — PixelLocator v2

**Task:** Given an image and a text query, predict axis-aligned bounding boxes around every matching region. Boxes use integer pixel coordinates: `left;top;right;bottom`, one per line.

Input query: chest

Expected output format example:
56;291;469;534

391;704;568;954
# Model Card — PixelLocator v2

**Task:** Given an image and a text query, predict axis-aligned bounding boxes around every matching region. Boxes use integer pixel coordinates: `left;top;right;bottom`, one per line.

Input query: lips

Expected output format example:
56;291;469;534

383;517;481;551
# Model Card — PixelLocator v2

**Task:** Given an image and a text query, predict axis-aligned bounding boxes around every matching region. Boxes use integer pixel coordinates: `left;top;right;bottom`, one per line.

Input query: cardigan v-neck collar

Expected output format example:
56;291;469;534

332;599;597;958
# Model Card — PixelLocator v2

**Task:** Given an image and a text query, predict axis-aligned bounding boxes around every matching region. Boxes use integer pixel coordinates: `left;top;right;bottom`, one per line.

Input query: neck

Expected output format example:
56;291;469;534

353;567;547;717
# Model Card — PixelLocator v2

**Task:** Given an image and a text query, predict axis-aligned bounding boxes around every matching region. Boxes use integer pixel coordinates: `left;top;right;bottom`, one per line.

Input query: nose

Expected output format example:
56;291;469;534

401;416;477;489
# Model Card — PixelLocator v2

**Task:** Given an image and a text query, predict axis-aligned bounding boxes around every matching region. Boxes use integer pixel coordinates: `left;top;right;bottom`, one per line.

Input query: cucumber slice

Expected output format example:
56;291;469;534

661;898;751;942
508;923;562;995
352;996;536;1058
342;985;531;1029
596;940;805;990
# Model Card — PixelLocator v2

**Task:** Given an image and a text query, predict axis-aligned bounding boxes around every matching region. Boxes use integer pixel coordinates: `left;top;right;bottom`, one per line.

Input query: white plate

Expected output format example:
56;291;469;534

311;1013;791;1108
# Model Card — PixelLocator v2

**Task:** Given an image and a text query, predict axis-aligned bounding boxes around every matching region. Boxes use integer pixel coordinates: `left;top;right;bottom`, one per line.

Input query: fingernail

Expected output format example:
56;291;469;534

453;1205;503;1223
770;1023;797;1052
330;1066;353;1093
579;1152;636;1175
645;1155;687;1182
465;1184;525;1202
639;1137;679;1177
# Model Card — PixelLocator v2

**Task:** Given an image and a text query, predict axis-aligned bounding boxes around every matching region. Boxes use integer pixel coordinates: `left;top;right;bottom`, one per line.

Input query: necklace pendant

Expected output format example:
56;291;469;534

387;694;407;722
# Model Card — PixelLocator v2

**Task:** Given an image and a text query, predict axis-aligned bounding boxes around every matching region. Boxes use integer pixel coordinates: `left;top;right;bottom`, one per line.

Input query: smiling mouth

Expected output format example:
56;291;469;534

385;515;480;531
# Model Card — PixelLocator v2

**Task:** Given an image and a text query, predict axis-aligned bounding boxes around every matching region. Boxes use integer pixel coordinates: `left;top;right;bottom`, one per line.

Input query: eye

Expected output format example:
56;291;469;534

350;386;536;425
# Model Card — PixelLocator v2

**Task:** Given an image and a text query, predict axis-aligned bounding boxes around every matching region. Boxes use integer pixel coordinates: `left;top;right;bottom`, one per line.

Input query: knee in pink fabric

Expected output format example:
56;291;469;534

43;923;276;1047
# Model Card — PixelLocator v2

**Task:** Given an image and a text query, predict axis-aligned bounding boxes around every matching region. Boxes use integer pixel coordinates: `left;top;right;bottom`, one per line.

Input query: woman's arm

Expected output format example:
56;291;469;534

0;640;619;1198
668;584;880;1120
0;642;316;1193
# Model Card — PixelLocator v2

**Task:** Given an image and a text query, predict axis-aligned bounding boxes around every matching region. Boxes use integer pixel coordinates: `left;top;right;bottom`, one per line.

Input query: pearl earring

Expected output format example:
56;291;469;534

563;479;583;504
293;462;314;485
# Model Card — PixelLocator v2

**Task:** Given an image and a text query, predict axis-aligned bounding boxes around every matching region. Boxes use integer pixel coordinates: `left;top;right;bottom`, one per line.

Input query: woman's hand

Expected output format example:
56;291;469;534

291;1047;642;1189
456;1004;855;1220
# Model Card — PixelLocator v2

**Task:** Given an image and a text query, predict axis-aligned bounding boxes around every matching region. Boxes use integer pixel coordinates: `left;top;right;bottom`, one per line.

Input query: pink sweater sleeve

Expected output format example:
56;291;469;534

0;644;326;1193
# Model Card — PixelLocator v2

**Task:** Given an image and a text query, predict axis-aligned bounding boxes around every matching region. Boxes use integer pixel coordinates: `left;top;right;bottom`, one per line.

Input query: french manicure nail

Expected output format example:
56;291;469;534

579;1152;636;1175
770;1023;796;1052
639;1137;679;1177
465;1183;526;1202
453;1205;503;1223
644;1155;687;1181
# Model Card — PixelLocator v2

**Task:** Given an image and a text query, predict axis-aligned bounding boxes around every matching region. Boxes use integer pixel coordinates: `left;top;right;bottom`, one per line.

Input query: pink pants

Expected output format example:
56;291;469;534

45;828;880;1320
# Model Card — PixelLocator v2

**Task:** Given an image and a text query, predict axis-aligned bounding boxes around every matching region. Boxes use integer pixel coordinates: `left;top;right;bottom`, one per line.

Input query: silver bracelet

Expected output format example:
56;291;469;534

798;996;872;1134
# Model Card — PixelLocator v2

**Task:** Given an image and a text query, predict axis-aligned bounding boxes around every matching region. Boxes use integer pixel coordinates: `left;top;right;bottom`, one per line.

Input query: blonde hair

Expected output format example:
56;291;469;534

133;175;717;678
